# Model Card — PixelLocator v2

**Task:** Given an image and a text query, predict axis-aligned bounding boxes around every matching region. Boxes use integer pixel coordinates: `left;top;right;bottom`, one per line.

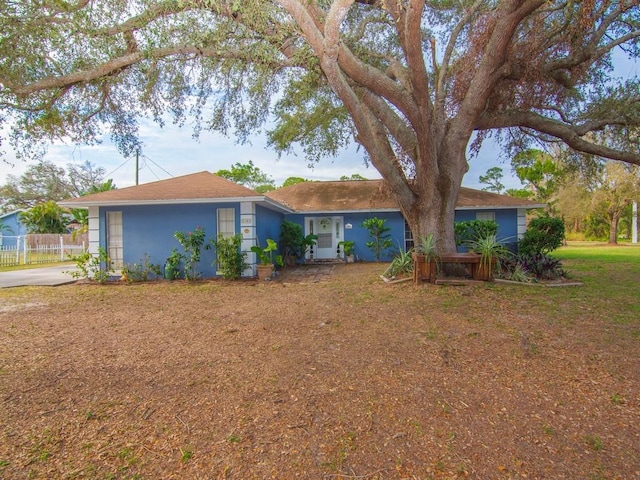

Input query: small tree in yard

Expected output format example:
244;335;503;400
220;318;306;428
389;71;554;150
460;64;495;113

363;217;393;262
174;226;206;280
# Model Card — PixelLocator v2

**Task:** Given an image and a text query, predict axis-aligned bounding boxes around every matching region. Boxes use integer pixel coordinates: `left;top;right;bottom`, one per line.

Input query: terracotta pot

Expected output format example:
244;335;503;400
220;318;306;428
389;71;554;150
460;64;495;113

256;264;273;280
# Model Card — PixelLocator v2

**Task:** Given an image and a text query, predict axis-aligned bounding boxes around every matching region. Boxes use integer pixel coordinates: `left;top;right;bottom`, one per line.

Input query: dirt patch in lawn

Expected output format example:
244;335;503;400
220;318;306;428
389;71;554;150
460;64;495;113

0;263;638;479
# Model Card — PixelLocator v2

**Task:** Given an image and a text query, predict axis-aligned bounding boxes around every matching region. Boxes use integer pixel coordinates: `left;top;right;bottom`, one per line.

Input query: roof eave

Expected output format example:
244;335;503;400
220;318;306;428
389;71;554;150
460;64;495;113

455;204;546;210
59;196;293;212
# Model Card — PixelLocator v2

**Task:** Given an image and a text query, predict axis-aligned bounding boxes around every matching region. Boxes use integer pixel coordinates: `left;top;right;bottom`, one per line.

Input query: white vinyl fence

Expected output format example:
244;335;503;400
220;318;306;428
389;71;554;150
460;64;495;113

0;233;87;267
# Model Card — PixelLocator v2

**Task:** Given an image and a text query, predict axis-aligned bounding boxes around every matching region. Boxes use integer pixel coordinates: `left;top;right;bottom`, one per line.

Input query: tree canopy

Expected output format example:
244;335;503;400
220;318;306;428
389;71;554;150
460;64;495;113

215;160;276;192
0;160;114;212
479;167;505;193
1;0;638;252
19;200;68;234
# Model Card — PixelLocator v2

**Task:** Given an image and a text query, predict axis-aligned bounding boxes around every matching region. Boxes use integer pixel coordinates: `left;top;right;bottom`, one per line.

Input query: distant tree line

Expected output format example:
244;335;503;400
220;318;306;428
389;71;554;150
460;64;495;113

479;149;640;244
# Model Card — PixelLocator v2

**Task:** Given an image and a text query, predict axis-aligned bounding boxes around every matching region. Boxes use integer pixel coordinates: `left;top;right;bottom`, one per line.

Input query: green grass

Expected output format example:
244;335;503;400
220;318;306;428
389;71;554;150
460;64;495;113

533;243;640;329
554;243;640;264
0;261;74;272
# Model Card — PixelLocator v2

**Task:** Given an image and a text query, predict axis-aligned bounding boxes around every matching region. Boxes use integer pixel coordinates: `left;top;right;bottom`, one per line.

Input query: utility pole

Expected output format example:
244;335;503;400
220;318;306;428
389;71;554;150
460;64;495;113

135;149;139;186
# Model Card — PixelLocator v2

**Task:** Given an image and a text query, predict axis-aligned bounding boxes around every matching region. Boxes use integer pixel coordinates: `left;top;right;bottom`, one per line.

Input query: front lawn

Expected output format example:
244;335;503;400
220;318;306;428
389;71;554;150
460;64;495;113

0;247;638;479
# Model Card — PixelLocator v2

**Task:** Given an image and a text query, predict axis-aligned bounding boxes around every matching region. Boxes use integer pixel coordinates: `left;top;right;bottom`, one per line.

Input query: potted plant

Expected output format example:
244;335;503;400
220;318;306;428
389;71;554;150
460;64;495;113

337;240;355;262
465;234;511;281
251;239;283;279
164;248;182;280
412;233;439;282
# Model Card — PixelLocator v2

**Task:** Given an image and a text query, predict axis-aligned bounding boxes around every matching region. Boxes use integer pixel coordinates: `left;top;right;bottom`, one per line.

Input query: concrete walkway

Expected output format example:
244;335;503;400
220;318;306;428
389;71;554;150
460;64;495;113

0;264;78;288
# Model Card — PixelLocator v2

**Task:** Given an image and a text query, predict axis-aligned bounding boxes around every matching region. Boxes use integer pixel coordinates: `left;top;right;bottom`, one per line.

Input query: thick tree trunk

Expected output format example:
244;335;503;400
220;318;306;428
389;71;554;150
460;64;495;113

404;191;458;255
399;148;465;256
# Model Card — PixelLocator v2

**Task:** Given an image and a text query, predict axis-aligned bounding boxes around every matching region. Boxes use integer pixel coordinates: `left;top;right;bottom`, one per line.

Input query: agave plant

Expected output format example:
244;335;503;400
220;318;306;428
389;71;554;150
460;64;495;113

383;245;414;278
465;234;512;280
415;233;439;262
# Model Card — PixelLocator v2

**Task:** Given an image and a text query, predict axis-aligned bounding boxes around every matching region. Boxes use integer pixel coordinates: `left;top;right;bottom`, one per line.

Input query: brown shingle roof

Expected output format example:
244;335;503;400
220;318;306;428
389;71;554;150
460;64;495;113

60;171;260;206
61;172;544;211
266;180;544;211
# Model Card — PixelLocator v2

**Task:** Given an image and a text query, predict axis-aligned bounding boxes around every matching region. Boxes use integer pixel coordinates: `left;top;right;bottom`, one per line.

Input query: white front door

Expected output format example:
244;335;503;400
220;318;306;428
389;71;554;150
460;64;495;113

306;216;344;260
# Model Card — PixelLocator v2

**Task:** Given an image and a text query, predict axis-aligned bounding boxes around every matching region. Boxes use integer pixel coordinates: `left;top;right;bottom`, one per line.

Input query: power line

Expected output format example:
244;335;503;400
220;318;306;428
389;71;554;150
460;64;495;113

141;154;173;178
104;156;132;178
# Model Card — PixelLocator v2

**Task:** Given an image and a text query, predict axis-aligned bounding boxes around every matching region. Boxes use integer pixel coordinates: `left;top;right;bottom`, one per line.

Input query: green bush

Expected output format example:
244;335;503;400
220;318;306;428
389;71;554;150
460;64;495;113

210;234;247;279
66;247;114;283
519;216;565;255
454;220;498;247
279;220;317;261
121;254;162;283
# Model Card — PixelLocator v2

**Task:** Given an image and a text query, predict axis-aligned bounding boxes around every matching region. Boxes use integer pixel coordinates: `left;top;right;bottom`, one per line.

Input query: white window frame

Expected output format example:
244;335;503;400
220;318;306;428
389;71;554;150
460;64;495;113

476;211;496;222
106;211;123;269
217;208;236;238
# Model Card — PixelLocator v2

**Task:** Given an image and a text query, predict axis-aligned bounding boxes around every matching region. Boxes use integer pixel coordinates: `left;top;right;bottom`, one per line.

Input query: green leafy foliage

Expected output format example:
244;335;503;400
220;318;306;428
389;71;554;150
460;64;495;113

415;234;439;262
164;248;183;279
215;161;275;191
519;216;565;256
501;253;565;281
121;254;162;283
19;201;68;233
66;247;114;283
210;234;247;279
454;220;498;248
511;149;562;205
174;226;206;280
479;167;505;193
279;220;317;260
339;174;368;181
281;177;309;188
383;246;414;278
362;217;393;262
0;220;14;234
337;240;355;256
465;234;512;275
250;238;282;266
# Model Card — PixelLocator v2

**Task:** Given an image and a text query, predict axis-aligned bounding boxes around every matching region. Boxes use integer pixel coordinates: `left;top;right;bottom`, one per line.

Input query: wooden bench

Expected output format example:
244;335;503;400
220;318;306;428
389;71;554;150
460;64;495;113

437;253;482;282
414;253;485;284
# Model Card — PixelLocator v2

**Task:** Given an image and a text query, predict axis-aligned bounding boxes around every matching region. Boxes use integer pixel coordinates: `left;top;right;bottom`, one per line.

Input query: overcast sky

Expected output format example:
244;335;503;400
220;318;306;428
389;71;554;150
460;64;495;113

1;51;636;193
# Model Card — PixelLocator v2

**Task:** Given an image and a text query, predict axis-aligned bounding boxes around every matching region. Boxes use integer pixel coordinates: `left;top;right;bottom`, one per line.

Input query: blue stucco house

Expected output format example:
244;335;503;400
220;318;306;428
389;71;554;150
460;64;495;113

0;210;27;248
61;171;543;277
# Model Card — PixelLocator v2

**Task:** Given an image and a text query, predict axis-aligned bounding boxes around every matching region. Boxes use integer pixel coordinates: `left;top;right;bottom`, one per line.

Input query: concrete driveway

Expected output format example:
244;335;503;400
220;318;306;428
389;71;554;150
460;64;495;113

0;264;78;288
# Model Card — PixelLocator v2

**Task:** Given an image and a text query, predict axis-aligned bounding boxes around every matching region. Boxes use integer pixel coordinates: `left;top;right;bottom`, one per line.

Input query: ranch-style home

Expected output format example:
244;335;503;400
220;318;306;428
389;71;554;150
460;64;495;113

60;171;544;277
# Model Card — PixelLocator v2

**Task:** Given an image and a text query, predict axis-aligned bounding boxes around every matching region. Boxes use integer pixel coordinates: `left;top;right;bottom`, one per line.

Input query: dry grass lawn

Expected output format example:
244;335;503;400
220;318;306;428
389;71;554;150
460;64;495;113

0;259;638;479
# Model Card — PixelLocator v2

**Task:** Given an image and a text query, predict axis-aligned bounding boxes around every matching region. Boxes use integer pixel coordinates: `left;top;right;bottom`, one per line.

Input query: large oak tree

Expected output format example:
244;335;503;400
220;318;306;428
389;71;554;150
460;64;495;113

1;0;638;253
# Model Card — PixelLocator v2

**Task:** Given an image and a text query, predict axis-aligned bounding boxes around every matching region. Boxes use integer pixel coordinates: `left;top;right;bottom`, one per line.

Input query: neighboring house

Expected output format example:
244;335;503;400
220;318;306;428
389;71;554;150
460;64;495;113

60;171;544;277
0;210;27;247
